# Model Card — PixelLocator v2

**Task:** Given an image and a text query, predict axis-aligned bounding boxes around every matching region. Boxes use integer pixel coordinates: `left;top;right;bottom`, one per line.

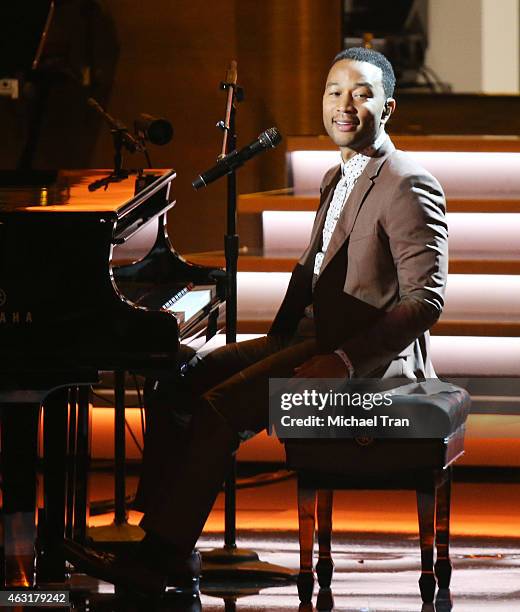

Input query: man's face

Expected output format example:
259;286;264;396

322;59;395;159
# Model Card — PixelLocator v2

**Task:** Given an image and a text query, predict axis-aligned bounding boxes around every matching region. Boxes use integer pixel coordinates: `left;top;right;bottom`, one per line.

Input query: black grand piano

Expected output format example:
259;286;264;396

0;169;226;587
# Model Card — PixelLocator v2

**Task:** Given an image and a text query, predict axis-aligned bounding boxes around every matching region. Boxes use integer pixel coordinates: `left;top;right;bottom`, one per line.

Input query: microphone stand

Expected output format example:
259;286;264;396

86;97;146;192
221;60;240;349
202;61;295;582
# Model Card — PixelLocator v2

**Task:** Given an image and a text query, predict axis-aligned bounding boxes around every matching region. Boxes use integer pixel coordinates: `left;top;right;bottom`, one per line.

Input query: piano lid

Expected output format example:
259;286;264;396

0;169;175;214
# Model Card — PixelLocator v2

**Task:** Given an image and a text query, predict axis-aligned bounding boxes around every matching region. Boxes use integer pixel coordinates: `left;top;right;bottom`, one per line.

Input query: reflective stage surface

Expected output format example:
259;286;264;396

65;531;520;611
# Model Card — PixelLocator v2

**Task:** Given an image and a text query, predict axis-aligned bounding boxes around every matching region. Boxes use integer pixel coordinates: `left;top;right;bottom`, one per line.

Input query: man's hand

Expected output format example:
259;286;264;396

294;353;350;378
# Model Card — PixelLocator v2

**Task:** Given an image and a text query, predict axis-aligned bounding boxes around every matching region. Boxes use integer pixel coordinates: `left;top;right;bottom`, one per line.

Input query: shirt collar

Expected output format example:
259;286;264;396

340;130;388;177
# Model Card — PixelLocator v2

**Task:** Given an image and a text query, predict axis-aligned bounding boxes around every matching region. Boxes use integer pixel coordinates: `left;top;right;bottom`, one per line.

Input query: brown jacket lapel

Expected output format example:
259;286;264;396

316;137;396;280
298;165;341;267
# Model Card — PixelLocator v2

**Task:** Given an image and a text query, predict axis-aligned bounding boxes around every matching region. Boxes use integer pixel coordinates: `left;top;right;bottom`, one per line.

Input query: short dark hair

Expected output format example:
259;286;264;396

332;47;396;98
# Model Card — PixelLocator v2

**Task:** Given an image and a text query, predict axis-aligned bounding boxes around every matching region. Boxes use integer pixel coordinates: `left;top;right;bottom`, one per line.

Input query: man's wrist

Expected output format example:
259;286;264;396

333;349;355;378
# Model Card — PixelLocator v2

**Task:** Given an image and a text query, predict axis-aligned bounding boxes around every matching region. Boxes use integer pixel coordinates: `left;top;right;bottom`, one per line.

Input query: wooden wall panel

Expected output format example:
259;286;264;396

235;0;343;194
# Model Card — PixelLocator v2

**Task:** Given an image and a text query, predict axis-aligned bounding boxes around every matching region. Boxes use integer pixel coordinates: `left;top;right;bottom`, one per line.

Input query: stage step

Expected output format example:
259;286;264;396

238;193;520;214
235;319;520;337
187;249;520;275
286;134;520;153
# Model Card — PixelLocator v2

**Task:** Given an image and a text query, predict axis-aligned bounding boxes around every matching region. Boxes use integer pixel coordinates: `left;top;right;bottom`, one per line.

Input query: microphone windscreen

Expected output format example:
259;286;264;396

135;114;174;146
147;118;174;146
262;127;282;148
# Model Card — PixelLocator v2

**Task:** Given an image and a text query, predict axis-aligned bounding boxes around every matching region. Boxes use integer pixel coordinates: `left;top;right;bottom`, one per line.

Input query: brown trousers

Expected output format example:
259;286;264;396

136;326;319;555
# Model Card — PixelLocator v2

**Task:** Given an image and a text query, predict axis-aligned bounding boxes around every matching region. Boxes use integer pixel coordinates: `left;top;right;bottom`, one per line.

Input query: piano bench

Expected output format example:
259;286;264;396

282;381;471;605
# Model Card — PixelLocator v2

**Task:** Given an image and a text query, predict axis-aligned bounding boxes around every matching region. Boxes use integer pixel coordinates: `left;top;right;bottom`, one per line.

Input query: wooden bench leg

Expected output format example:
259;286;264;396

316;489;334;589
434;468;452;589
316;585;334;611
297;481;316;604
416;481;437;603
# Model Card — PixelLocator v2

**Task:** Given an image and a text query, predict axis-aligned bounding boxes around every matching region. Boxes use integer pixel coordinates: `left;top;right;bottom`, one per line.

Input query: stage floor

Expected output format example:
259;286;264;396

65;474;520;610
67;530;520;610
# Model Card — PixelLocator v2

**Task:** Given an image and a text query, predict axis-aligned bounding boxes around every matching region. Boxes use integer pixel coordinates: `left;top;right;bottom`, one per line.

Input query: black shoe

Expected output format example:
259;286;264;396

63;538;167;596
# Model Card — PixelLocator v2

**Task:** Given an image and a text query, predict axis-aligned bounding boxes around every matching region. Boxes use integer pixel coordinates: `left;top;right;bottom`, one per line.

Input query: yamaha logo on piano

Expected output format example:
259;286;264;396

0;312;33;324
0;289;33;324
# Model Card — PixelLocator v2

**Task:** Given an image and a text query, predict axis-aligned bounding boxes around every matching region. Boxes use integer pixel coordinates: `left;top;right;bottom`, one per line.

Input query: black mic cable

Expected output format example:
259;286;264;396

192;127;282;189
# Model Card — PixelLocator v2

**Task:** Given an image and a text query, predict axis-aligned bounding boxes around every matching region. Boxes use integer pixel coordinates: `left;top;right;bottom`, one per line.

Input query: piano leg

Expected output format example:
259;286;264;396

37;388;69;583
0;402;39;587
36;385;91;583
73;386;91;542
65;388;77;540
114;370;128;526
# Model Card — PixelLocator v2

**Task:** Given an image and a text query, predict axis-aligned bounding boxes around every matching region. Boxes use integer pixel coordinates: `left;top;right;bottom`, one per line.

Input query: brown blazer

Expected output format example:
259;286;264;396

269;136;448;379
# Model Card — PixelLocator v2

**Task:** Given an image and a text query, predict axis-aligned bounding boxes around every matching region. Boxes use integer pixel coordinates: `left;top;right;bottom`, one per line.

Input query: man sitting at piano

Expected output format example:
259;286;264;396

65;47;448;595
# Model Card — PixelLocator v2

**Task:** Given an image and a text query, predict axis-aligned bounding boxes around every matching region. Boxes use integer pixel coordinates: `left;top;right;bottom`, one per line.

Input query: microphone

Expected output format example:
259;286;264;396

192;127;282;189
134;113;173;146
